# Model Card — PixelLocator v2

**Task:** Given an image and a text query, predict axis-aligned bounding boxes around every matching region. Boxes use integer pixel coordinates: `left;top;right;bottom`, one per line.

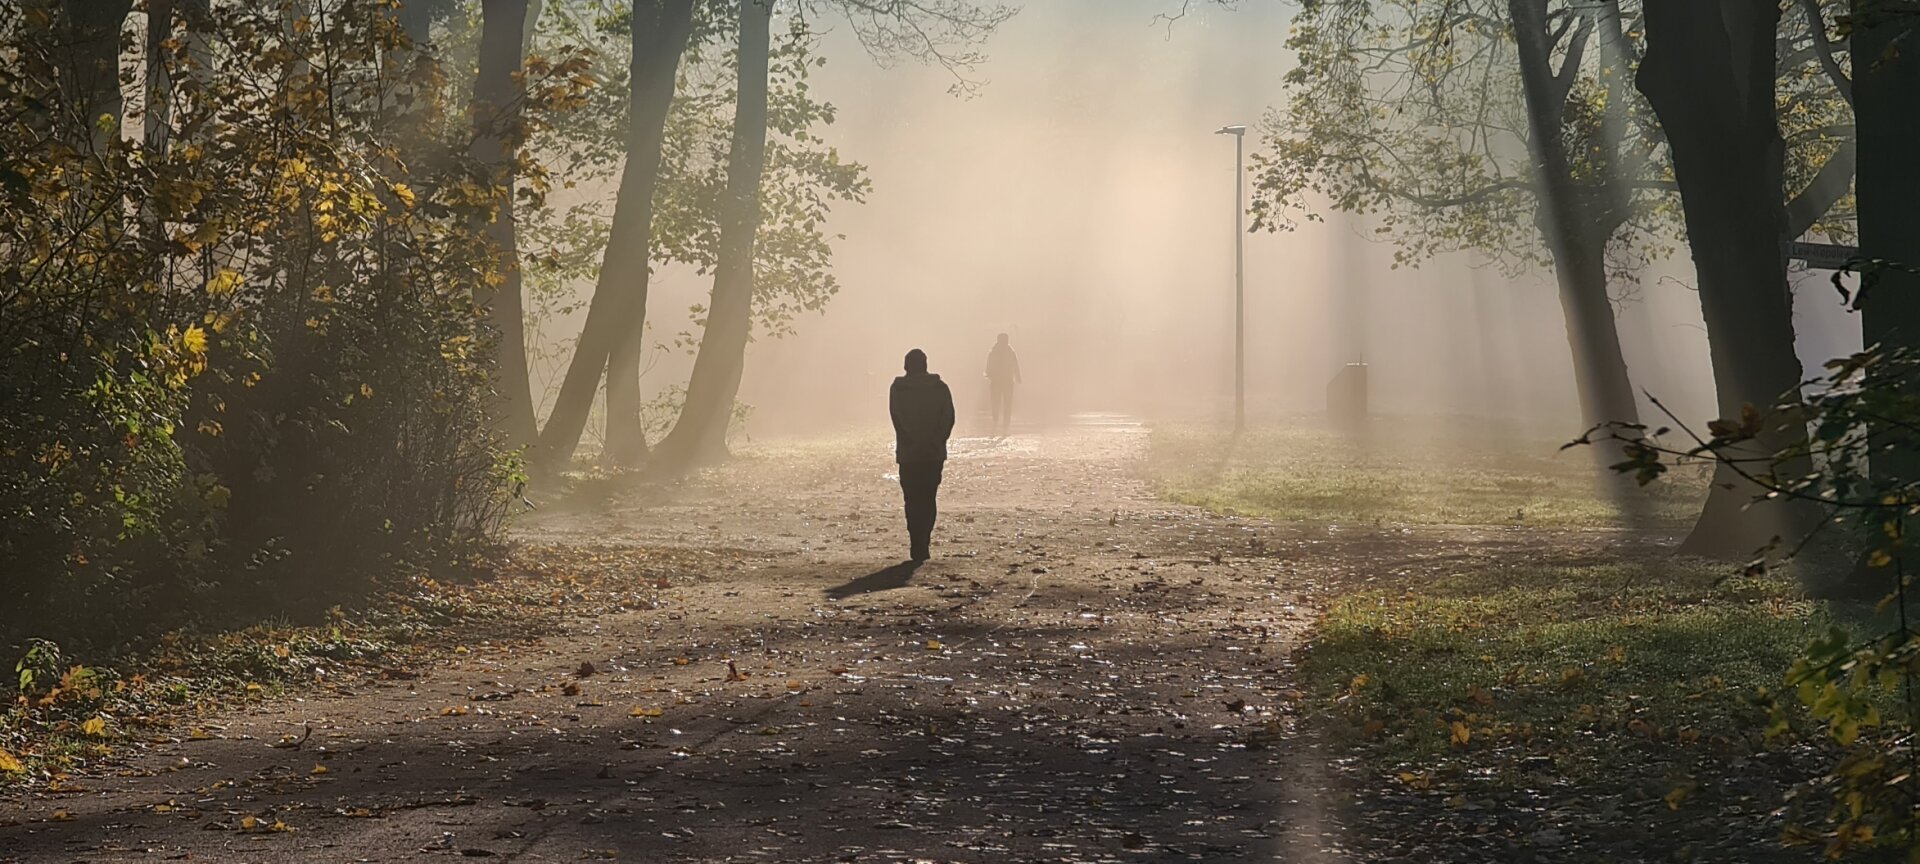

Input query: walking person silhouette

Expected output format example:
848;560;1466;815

890;349;955;562
985;333;1021;436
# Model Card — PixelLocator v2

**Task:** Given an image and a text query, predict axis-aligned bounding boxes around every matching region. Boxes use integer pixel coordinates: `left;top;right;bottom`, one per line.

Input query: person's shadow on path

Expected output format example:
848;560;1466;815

825;561;922;600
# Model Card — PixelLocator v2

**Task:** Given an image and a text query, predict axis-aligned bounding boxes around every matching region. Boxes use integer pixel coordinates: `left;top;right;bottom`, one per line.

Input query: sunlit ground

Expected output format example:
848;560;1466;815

1148;416;1709;529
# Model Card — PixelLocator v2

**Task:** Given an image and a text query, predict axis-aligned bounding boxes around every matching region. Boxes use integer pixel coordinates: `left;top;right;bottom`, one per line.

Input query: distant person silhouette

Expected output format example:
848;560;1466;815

985;333;1022;435
890;349;955;562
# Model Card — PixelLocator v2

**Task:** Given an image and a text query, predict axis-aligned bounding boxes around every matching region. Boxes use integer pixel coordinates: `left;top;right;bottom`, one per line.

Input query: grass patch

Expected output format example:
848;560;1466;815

1306;555;1826;763
1148;417;1706;529
1291;553;1840;859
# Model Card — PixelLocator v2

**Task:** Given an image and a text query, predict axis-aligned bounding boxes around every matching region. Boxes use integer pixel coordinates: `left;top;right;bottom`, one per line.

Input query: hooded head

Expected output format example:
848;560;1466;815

904;349;928;375
996;333;1010;347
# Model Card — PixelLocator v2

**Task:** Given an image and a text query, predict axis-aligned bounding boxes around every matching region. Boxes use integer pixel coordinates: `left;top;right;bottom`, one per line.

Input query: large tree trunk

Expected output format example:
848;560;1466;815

531;0;699;474
1637;0;1813;560
1850;0;1920;584
651;0;774;470
472;0;538;447
1854;1;1920;437
1508;0;1641;435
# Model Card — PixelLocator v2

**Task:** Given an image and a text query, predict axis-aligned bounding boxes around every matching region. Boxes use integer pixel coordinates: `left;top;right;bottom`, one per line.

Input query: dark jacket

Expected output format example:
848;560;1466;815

891;372;955;464
986;345;1021;384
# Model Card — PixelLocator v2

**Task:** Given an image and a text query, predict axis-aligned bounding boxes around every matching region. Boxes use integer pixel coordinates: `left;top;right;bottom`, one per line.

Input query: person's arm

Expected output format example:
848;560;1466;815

939;382;956;438
889;383;905;436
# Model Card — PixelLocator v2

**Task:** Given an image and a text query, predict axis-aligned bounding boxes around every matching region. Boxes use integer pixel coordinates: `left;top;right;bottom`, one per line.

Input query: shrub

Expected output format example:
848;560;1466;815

0;1;569;645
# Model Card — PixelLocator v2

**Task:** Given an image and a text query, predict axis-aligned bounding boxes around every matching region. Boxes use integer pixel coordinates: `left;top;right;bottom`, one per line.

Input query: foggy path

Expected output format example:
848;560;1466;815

0;420;1351;863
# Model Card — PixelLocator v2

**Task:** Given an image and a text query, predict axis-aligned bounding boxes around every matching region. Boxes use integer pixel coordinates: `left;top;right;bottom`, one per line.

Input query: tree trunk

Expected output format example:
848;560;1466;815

58;0;133;150
1508;0;1640;434
651;0;774;470
140;0;172;259
1544;228;1640;431
1637;0;1813;559
603;303;651;467
143;0;171;154
1854;0;1920;438
1850;0;1920;585
531;0;698;474
472;0;538;447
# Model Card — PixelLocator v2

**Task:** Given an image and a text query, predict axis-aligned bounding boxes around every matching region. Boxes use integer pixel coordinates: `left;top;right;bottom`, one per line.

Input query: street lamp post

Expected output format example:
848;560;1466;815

1216;124;1247;432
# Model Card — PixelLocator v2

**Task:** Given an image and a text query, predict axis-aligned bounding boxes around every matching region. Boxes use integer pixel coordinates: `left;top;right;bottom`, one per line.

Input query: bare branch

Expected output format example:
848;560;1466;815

1786;137;1856;237
1797;0;1853;105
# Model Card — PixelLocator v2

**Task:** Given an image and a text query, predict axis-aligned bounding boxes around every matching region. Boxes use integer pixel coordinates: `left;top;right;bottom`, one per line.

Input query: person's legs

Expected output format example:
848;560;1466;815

991;381;1010;434
900;462;943;560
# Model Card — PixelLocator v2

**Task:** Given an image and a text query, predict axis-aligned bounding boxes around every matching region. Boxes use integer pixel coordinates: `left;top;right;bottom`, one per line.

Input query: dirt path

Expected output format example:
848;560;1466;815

0;418;1349;863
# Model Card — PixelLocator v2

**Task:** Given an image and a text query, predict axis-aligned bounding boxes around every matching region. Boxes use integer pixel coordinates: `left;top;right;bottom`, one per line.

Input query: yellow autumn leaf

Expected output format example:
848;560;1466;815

81;716;107;737
1449;721;1471;746
205;268;242;297
0;749;24;773
180;325;208;356
629;706;663;718
309;763;328;776
1869;549;1894;569
925;639;943;651
52;809;73;821
391;182;417;207
240;815;258;830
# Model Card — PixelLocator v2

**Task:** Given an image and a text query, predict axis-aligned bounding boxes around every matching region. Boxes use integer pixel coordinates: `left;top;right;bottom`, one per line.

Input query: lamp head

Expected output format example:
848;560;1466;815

1215;124;1248;136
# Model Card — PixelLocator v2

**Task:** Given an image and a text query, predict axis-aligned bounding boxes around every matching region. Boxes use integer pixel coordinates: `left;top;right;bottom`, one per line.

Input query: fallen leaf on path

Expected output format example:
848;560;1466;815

269;726;312;749
629;706;663;718
81;716;107;737
726;660;748;681
0;749;24;773
310;763;329;775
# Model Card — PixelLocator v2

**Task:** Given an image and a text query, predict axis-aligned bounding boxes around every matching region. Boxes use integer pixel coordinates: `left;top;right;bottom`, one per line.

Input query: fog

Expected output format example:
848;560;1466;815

545;0;1865;444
